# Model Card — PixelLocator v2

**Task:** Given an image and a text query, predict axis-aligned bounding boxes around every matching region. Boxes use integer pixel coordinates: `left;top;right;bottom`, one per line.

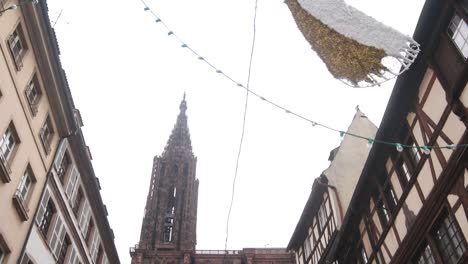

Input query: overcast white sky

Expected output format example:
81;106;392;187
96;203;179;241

46;0;425;262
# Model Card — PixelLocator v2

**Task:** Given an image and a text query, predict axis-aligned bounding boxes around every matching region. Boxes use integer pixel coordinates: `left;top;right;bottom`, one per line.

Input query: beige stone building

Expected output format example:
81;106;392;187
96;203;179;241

0;0;119;263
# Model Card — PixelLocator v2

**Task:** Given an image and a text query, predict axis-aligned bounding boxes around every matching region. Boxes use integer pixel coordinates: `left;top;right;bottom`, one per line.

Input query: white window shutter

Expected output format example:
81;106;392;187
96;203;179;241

78;200;91;236
35;189;50;225
49;216;66;259
69;181;80;206
65;165;78;198
90;229;100;262
53;139;69;171
66;246;81;264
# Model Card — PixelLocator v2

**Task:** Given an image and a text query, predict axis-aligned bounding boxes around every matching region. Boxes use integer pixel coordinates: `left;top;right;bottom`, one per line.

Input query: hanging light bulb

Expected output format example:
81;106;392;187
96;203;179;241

396;143;404;152
447;144;456;150
422;146;431;155
367;139;374;148
339;131;345;141
311;122;317;127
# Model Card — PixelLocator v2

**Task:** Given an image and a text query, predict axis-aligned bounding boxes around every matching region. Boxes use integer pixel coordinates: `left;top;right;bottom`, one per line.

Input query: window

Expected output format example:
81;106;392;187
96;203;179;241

89;229;101;263
101;255;109;264
17;166;33;203
65;166;79;202
357;244;368;264
0;122;20;164
0;234;10;264
164;224;173;243
78;200;91;237
409;143;421;166
297;247;304;264
20;253;33;264
13;165;36;220
432;212;467;263
8;23;27;70
66;247;80;264
72;188;83;215
57;153;70;182
166;186;176;214
376;197;390;227
85;220;95;246
96;246;103;264
448;13;468;59
35;191;55;237
413;243;436;264
397;161;412;188
24;74;42;116
383;184;398;212
57;236;70;264
49;216;68;261
317;203;327;232
303;234;312;261
40;116;54;154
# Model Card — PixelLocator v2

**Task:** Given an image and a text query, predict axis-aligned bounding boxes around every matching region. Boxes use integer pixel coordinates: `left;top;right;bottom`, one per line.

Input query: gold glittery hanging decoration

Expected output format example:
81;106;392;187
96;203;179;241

286;0;389;86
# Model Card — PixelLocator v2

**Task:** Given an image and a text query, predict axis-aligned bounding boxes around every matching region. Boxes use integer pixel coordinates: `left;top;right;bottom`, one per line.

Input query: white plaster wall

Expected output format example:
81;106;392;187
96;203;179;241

24;226;56;264
422;78;446;124
323;110;377;227
417;68;434;102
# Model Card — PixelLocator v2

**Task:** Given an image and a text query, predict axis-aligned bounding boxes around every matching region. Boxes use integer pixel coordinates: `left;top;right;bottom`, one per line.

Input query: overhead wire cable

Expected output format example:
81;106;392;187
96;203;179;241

139;0;468;155
224;0;258;251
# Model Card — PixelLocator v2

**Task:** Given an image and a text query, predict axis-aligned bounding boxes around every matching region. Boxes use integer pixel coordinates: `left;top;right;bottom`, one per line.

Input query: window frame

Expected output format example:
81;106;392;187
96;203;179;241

39;115;54;155
12;165;36;220
24;73;42;116
410;206;468;264
0;122;20;183
36;191;56;238
7;22;28;71
431;210;467;263
0;234;11;264
447;12;468;59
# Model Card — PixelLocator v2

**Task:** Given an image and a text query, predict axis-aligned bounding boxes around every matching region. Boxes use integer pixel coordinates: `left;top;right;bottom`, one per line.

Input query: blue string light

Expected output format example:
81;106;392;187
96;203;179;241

139;1;468;152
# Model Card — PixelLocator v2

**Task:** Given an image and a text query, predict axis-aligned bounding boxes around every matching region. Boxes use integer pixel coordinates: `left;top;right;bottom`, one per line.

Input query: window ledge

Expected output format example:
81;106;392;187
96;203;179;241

0;154;12;183
12;193;29;221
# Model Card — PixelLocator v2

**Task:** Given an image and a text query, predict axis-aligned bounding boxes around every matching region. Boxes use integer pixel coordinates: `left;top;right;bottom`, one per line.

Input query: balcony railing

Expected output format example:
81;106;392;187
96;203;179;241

195;250;241;255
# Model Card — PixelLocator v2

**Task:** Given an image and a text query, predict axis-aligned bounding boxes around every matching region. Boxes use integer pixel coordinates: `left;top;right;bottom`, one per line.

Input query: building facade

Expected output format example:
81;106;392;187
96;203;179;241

0;0;119;263
130;97;294;264
287;110;377;264
289;0;468;263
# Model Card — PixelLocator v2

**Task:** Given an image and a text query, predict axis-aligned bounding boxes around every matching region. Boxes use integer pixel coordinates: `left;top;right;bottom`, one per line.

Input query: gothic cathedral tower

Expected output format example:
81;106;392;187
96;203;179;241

131;95;199;264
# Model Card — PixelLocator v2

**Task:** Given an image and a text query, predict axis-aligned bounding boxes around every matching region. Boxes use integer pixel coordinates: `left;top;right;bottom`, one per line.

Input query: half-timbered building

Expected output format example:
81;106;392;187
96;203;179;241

332;0;468;263
287;110;377;264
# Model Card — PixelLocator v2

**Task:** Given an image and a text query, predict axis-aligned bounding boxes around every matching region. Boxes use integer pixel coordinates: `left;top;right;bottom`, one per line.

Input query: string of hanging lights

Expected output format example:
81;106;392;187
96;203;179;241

139;0;468;154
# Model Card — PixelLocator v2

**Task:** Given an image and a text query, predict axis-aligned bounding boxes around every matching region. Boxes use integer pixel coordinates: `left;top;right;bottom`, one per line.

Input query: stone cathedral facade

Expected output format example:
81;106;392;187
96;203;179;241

130;96;294;264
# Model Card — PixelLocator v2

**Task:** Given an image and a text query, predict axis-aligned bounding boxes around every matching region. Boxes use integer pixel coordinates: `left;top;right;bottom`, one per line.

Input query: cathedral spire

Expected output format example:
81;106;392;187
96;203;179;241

163;94;192;156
